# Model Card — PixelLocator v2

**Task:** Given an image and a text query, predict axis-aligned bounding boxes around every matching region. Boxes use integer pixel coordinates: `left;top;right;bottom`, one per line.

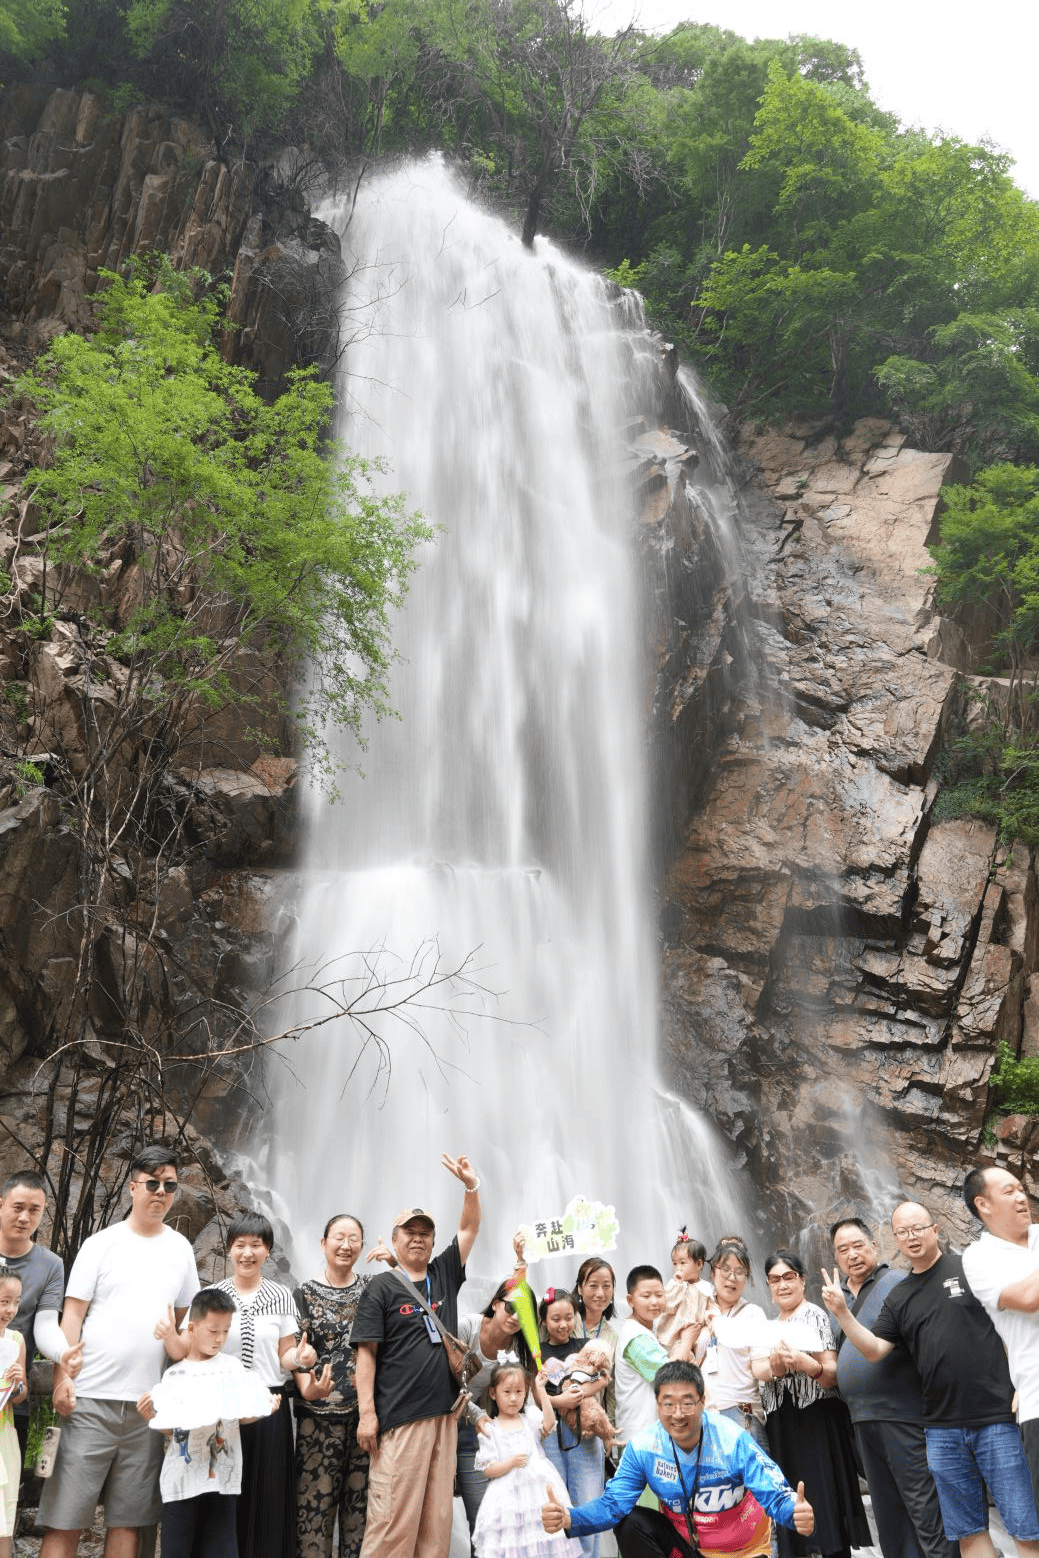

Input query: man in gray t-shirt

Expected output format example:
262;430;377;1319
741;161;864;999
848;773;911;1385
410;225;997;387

830;1216;954;1558
0;1170;76;1465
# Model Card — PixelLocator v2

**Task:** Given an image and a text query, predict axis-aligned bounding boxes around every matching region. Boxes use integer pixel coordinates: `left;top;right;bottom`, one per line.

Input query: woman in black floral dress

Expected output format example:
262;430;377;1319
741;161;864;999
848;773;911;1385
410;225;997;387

294;1214;374;1558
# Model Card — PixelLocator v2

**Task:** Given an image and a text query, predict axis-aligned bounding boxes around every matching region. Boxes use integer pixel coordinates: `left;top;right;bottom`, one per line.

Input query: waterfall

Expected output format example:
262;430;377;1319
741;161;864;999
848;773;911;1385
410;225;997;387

263;159;752;1287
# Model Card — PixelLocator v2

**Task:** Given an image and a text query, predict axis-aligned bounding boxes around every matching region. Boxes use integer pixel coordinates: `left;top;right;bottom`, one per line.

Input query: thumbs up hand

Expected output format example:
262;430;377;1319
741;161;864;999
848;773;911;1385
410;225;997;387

61;1339;85;1379
296;1331;318;1371
542;1484;571;1534
154;1304;176;1341
793;1481;815;1535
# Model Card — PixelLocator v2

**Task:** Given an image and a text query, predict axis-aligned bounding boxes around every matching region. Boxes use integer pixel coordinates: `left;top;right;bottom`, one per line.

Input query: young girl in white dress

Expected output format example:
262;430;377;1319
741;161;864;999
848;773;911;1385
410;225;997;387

0;1273;27;1558
473;1359;572;1558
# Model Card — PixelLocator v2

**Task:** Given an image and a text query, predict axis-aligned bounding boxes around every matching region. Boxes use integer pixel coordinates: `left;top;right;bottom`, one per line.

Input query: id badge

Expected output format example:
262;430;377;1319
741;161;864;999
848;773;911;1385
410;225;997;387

702;1336;719;1376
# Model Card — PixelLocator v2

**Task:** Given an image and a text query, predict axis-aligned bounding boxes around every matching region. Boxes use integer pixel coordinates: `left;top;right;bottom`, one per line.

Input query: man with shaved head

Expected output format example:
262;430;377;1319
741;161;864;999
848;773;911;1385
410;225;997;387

822;1201;1039;1558
962;1165;1039;1504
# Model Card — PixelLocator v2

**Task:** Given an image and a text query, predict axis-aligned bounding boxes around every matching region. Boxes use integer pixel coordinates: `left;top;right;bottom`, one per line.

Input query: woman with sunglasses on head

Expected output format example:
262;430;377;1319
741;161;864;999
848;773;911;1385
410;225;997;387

455;1233;537;1545
754;1250;869;1558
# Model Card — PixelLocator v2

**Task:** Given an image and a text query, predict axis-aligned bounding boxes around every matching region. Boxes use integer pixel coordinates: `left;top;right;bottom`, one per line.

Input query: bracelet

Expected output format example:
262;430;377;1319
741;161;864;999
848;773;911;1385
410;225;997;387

465;1179;480;1193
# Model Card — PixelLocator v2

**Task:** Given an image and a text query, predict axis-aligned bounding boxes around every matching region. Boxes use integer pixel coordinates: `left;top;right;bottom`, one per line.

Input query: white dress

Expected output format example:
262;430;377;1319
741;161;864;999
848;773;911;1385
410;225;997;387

473;1410;572;1558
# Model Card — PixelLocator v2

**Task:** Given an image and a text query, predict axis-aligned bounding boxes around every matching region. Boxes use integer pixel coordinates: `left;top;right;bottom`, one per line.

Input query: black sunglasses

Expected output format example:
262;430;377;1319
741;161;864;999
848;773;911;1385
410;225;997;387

139;1177;178;1195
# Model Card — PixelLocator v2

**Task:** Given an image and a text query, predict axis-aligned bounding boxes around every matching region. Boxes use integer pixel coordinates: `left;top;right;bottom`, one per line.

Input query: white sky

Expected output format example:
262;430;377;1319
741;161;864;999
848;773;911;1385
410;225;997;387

591;0;1039;199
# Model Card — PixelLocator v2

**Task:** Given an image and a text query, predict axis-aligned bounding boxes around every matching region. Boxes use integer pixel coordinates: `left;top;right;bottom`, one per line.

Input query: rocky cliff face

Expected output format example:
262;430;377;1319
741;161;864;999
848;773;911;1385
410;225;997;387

644;411;1037;1253
0;85;318;1255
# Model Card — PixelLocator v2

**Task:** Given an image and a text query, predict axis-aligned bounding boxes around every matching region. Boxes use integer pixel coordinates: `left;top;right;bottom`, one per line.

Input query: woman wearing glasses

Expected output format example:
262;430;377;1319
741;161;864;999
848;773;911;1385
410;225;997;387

754;1250;869;1558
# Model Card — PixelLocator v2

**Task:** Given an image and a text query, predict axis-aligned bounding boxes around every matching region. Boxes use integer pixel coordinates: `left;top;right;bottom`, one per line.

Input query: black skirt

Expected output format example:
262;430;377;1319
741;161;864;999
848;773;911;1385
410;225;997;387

765;1393;871;1558
237;1384;296;1558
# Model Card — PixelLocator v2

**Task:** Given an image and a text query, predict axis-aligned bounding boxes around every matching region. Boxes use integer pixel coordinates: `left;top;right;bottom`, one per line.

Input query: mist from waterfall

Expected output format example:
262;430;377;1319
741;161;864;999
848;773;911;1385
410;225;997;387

262;159;753;1287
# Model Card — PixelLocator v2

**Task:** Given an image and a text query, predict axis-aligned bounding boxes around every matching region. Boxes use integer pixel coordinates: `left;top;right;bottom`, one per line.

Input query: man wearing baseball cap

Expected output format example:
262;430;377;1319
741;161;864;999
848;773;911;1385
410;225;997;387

352;1152;481;1558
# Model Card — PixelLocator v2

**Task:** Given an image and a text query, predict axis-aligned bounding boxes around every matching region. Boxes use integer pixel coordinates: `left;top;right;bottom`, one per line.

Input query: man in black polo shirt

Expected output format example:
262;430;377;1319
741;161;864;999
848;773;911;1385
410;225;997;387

823;1201;1039;1558
352;1152;481;1558
829;1216;953;1558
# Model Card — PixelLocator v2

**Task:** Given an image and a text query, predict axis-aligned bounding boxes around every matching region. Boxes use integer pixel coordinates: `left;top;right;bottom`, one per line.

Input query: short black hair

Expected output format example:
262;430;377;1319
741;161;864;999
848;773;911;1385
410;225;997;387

963;1167;996;1221
131;1146;179;1177
226;1211;274;1252
654;1360;704;1397
626;1264;662;1295
764;1249;806;1280
0;1269;24;1291
829;1216;873;1243
190;1287;236;1322
1;1170;46;1198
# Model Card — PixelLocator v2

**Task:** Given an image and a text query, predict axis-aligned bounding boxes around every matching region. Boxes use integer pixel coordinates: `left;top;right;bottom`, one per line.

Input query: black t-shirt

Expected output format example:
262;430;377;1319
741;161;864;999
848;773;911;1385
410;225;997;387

871;1250;1013;1427
350;1237;466;1433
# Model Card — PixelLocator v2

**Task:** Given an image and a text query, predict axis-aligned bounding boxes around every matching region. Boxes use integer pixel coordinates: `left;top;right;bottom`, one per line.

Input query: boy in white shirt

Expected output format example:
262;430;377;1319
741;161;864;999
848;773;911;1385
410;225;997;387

138;1288;278;1558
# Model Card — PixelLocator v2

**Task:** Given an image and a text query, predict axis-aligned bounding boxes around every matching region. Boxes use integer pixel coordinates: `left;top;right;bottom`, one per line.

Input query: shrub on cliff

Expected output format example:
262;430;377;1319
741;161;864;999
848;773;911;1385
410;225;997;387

15;255;433;790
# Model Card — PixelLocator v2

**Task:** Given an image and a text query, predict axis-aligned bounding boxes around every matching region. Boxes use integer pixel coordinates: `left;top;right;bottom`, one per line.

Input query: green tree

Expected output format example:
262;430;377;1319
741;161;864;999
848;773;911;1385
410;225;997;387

930;463;1039;709
0;0;65;62
16;257;432;782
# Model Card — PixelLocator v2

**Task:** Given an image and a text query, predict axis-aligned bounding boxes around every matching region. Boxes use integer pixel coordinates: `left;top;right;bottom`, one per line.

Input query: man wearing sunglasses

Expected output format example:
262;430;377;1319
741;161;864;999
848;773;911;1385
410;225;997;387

38;1145;199;1558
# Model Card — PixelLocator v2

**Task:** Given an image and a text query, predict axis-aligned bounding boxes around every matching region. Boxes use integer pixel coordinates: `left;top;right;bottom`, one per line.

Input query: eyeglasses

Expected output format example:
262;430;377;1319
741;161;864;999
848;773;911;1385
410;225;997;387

893;1224;934;1240
767;1272;802;1286
138;1178;178;1195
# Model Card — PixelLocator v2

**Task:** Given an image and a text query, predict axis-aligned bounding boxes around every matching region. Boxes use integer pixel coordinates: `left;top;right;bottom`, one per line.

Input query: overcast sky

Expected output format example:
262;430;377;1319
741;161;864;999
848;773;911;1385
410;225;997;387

590;0;1039;199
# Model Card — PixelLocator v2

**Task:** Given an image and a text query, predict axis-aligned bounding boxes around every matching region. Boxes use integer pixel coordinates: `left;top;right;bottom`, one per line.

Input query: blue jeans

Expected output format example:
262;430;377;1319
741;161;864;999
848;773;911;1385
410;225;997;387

543;1420;605;1558
456;1421;487;1536
718;1404;770;1454
925;1421;1039;1541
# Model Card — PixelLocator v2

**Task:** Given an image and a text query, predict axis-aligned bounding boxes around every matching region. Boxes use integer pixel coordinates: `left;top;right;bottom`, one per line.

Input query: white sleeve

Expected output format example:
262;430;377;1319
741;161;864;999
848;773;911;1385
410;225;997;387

962;1241;1004;1311
34;1309;70;1364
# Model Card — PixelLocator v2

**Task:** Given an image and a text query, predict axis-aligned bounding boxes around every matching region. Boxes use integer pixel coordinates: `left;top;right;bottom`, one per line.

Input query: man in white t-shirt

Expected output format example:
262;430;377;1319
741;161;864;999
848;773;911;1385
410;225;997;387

38;1146;200;1558
963;1165;1039;1504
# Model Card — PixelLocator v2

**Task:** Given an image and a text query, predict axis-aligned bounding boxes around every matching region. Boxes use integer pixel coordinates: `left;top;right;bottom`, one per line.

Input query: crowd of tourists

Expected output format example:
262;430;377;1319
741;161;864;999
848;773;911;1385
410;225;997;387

3;1152;1039;1558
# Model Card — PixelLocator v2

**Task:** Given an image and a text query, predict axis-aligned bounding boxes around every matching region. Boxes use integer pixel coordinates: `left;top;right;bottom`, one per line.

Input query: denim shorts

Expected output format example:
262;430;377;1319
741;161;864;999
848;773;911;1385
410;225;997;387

925;1422;1039;1541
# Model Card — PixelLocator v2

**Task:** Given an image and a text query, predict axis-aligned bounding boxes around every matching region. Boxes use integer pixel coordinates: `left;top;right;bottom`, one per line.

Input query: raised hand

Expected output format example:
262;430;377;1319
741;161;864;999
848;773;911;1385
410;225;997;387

513;1230;527;1263
366;1237;396;1267
61;1339;85;1379
819;1268;847;1318
154;1303;176;1341
311;1363;334;1399
542;1484;571;1534
793;1481;815;1535
442;1152;478;1190
296;1330;318;1371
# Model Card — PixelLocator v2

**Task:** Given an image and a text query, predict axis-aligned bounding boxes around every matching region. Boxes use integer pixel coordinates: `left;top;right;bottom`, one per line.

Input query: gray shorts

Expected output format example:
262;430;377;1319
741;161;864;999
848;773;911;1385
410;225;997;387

37;1399;163;1531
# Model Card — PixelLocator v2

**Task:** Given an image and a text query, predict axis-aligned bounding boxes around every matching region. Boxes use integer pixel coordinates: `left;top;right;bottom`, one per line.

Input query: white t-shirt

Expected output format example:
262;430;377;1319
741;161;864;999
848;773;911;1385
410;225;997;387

214;1279;297;1386
963;1226;1039;1422
614;1317;663;1444
701;1301;767;1416
150;1353;276;1501
67;1222;199;1400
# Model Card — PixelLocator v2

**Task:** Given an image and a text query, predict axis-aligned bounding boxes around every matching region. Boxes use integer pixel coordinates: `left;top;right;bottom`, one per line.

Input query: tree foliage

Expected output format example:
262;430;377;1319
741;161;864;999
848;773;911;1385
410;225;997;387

16;257;432;781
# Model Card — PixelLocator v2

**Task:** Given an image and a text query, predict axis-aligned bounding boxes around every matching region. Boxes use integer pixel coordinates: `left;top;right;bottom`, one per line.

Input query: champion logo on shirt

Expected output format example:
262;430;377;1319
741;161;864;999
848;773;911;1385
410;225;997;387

398;1300;443;1316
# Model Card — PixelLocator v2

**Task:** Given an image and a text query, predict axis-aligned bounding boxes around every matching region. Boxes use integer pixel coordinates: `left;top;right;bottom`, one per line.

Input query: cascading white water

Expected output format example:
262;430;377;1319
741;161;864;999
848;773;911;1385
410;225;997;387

263;159;752;1285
